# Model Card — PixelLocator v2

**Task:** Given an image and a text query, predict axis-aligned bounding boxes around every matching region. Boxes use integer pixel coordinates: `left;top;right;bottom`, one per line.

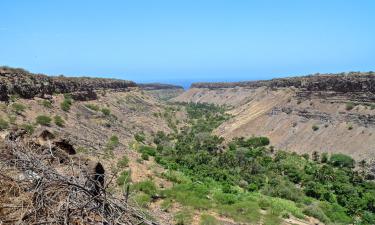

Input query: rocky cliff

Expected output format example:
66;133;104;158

173;72;375;161
191;72;375;103
0;67;136;101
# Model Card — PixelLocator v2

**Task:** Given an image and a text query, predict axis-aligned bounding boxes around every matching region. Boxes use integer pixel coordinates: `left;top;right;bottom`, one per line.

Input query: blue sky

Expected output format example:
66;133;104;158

0;0;374;86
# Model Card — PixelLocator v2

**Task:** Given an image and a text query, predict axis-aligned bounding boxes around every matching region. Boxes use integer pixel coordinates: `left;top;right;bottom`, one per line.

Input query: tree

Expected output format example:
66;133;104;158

330;154;355;168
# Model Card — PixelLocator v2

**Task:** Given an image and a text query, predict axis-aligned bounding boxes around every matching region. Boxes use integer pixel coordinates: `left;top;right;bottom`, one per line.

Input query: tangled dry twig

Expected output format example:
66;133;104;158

0;134;158;225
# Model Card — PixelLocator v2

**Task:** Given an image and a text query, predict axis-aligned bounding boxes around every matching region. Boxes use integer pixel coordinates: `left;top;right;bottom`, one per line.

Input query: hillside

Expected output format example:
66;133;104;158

1;68;375;225
173;72;375;161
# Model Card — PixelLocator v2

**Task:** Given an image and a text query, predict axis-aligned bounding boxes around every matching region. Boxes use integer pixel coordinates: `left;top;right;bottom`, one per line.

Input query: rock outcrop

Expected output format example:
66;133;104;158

0;67;136;100
191;72;375;103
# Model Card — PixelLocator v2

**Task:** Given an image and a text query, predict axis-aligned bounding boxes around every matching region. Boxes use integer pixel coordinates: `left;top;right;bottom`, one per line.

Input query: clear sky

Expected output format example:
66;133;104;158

0;0;374;86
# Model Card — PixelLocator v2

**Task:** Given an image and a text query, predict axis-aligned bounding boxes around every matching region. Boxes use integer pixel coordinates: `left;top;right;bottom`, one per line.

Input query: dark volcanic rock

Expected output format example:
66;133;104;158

70;90;98;101
0;67;137;101
191;72;375;103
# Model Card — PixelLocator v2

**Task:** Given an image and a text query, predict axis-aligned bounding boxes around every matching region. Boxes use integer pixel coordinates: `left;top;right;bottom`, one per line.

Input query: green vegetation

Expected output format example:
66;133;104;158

85;103;100;111
11;103;26;114
101;107;111;116
329;153;355;168
134;132;145;143
22;123;35;134
312;124;319;131
117;155;129;168
117;170;131;186
61;95;73;111
41;100;52;108
76;146;89;154
174;209;193;225
54;115;65;127
104;135;120;158
36;115;52;126
0;118;9;130
143;102;375;224
345;102;355;111
200;214;220;225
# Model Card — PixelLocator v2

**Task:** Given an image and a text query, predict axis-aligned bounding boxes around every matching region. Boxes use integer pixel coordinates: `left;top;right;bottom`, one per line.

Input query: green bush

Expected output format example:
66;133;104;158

141;153;149;160
60;98;72;111
312;125;319;131
11;103;26;114
101;107;111;116
36;115;52;126
106;135;119;150
329;153;355;168
0;118;9;130
134;132;145;142
41;100;52;108
303;204;330;223
139;145;156;157
117;170;131;186
133;179;158;196
22;123;35;134
134;193;151;208
346;102;355;111
117;155;129;168
54;115;65;127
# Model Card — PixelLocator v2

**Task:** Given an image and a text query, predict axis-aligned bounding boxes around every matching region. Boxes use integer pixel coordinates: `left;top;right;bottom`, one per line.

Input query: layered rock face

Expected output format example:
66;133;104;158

139;83;185;100
191;72;375;103
173;72;375;161
0;67;136;101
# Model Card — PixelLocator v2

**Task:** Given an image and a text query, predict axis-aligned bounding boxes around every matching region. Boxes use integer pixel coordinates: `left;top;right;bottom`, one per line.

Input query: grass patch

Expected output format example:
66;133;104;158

41;100;52;108
101;107;111;116
117;170;131;186
36;115;52;126
85;104;100;111
61;95;73;112
174;208;193;225
0;118;9;130
133;193;151;208
132;179;158;196
54;115;65;127
11;103;26;114
200;214;220;225
117;155;129;168
22;123;35;134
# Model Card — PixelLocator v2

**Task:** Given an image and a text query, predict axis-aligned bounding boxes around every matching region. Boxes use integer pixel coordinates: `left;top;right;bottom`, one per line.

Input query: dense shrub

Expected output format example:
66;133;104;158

36;115;52;126
134;132;145;142
329;153;355;168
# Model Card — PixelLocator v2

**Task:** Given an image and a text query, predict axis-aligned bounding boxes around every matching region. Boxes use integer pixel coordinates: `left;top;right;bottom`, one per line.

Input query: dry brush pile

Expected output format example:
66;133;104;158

0;130;156;225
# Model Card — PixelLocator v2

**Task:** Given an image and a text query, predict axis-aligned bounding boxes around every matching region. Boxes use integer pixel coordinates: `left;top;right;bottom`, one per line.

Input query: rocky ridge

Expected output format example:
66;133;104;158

191;72;375;103
0;67;137;101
